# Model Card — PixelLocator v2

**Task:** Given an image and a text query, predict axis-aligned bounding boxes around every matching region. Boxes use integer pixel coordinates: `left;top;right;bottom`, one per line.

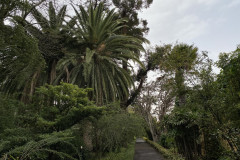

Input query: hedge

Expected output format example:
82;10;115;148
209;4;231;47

143;137;185;160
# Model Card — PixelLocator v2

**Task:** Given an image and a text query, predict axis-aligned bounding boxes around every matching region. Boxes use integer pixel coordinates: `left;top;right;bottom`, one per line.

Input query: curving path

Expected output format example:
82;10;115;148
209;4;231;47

134;138;165;160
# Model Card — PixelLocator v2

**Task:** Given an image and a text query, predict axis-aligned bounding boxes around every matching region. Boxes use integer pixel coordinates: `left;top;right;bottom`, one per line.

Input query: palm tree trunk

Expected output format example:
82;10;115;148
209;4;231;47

30;70;40;96
49;59;57;84
175;68;186;107
21;70;40;103
65;66;70;83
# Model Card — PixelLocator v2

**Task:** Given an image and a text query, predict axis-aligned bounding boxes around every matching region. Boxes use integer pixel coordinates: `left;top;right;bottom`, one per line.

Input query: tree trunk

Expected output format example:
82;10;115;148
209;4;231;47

49;59;57;84
175;68;186;107
65;66;70;83
147;114;157;142
21;69;40;103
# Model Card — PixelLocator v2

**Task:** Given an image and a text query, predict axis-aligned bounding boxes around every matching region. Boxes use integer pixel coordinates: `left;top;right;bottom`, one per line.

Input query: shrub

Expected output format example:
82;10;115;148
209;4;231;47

99;141;135;160
159;133;175;149
93;105;145;154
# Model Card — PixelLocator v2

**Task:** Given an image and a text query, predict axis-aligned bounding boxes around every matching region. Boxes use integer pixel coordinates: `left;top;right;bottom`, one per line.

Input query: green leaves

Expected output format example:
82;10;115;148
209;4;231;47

4;131;79;160
94;111;144;153
0;82;107;159
34;82;105;132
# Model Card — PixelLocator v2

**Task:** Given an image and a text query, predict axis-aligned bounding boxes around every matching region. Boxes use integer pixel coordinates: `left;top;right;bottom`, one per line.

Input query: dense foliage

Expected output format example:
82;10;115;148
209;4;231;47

0;1;239;160
137;45;240;160
0;83;144;159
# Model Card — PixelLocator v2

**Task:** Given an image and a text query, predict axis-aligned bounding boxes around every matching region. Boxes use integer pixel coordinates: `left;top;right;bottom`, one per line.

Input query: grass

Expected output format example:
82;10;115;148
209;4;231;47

99;141;135;160
143;137;185;160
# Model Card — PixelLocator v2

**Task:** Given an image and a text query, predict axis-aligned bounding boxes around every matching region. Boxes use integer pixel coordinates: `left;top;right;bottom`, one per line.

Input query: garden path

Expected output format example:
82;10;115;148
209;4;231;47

134;138;165;160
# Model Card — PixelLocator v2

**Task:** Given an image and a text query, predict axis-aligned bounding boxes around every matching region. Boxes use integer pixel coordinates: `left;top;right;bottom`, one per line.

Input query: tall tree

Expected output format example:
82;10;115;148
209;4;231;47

57;3;144;106
72;0;155;108
155;43;200;160
17;1;68;85
156;43;198;107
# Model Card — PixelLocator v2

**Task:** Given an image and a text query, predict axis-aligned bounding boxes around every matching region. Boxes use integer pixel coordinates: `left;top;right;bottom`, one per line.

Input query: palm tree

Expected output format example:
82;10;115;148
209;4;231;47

157;43;198;107
57;3;144;106
22;1;68;85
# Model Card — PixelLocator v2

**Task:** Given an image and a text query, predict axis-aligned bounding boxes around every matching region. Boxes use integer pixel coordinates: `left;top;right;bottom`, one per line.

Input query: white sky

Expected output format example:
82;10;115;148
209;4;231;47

139;0;240;62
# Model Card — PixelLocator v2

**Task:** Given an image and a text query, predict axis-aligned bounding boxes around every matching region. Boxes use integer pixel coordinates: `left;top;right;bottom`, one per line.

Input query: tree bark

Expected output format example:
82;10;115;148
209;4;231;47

49;59;56;84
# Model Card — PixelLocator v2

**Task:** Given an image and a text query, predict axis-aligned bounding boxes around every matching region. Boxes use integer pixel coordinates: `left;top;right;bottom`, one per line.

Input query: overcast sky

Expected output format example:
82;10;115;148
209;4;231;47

139;0;240;62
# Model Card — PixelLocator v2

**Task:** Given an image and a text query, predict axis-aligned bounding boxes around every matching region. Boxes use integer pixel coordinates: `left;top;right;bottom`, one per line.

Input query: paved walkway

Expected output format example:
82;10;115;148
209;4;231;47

134;138;165;160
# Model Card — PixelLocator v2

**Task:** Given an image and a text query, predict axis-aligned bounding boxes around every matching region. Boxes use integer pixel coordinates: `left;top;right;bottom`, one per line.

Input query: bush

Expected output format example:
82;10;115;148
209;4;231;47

159;133;175;149
94;113;144;153
99;141;135;160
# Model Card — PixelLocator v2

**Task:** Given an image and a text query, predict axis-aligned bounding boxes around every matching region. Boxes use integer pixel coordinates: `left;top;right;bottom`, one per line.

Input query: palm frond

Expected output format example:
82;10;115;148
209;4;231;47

31;7;50;30
57;5;67;26
48;1;57;29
